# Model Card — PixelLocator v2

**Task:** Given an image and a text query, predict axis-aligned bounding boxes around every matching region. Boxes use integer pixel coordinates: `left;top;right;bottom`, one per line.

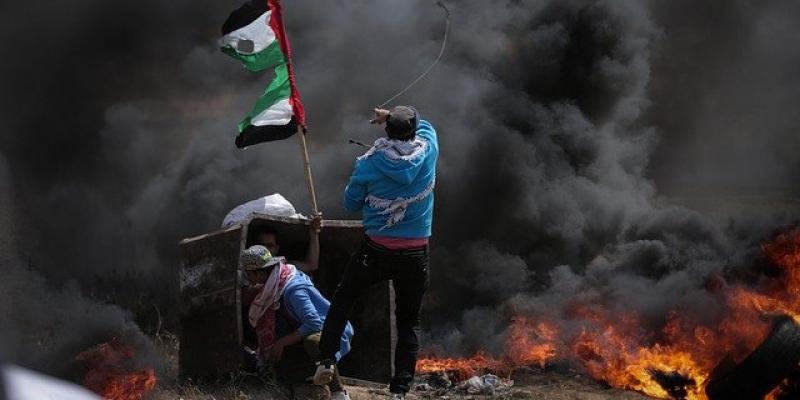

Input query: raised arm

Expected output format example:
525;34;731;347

301;213;322;273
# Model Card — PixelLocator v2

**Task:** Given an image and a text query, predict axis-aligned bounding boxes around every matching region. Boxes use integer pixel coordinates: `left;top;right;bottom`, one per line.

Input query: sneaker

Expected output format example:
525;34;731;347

330;390;351;400
312;359;335;385
389;393;405;400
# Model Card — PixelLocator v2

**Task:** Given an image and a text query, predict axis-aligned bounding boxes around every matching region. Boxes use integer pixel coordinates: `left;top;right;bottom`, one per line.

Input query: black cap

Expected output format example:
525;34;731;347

385;106;418;140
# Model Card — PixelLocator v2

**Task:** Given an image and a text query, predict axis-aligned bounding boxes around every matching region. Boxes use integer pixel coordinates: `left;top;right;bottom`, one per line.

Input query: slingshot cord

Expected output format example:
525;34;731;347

377;1;450;108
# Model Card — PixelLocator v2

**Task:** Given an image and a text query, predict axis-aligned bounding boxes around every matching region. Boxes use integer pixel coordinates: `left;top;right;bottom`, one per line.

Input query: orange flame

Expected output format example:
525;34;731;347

75;340;157;400
418;229;800;400
417;352;504;382
418;317;558;381
506;317;558;368
764;379;789;400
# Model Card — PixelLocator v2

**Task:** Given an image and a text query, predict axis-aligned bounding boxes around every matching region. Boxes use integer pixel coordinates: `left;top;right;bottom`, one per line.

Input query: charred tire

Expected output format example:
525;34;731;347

706;316;800;400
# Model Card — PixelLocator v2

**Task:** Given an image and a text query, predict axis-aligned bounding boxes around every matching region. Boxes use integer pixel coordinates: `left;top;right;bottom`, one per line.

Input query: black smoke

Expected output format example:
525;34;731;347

0;154;160;377
648;0;800;196
1;0;799;373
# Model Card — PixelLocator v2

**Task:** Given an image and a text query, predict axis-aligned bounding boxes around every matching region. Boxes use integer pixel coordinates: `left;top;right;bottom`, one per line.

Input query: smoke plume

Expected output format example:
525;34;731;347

1;0;799;373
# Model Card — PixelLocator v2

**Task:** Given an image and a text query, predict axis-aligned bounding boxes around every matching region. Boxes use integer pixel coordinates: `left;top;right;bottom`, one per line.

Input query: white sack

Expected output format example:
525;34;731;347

222;193;302;228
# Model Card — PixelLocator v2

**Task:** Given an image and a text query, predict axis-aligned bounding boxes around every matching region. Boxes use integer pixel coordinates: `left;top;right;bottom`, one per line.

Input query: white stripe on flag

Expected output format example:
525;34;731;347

219;11;276;55
251;98;293;126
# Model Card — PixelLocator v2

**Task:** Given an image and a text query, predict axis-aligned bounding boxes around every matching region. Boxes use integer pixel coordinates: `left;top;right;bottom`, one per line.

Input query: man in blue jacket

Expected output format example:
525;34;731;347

316;106;437;399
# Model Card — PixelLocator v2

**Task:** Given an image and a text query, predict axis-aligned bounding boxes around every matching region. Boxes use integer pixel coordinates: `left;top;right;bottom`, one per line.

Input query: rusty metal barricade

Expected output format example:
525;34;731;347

179;214;394;382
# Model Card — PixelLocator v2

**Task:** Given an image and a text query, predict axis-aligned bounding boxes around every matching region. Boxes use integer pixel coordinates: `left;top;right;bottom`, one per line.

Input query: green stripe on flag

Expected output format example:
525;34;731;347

238;62;293;132
222;41;285;72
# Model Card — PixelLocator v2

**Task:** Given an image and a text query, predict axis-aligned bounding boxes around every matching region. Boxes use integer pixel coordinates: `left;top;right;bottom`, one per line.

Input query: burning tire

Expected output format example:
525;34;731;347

706;316;800;400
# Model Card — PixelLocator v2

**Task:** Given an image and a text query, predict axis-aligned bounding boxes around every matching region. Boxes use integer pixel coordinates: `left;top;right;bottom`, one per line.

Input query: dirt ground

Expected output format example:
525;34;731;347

150;333;650;400
151;370;651;400
344;372;651;400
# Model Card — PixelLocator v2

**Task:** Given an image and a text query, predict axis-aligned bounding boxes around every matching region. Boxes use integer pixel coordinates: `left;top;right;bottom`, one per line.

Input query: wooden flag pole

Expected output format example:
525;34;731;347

296;126;319;216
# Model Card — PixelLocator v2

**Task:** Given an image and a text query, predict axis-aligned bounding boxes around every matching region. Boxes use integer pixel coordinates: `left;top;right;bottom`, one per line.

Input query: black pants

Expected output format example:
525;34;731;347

277;333;344;393
319;238;430;394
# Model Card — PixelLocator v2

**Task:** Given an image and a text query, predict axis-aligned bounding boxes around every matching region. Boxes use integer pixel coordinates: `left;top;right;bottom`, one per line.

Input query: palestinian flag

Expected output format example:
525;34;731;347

220;0;306;148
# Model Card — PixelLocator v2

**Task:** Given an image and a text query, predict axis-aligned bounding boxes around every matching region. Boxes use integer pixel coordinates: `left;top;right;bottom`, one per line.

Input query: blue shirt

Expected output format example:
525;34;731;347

276;271;354;361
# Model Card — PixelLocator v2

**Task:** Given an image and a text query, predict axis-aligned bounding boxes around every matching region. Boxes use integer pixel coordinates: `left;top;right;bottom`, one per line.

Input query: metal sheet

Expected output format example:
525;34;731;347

178;217;394;382
178;226;243;379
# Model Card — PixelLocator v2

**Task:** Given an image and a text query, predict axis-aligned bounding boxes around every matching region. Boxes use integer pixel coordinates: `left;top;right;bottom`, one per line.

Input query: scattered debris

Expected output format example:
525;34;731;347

456;374;513;395
421;371;452;389
649;370;696;400
340;367;650;400
412;372;512;398
414;383;433;392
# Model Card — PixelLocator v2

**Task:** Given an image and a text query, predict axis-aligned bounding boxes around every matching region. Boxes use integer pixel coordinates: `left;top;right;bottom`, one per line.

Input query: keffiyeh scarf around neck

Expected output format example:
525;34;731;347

248;261;296;352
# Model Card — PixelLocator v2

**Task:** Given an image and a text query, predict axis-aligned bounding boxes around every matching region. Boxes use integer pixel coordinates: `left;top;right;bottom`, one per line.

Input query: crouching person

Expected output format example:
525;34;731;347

240;245;354;399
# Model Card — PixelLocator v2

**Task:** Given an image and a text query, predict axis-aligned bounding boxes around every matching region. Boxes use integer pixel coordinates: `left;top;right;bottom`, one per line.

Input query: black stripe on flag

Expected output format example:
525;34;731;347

235;118;298;148
221;0;268;35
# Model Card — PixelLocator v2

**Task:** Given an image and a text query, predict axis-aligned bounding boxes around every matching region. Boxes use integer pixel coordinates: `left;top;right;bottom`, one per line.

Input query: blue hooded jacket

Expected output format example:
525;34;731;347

277;270;354;361
344;119;438;238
